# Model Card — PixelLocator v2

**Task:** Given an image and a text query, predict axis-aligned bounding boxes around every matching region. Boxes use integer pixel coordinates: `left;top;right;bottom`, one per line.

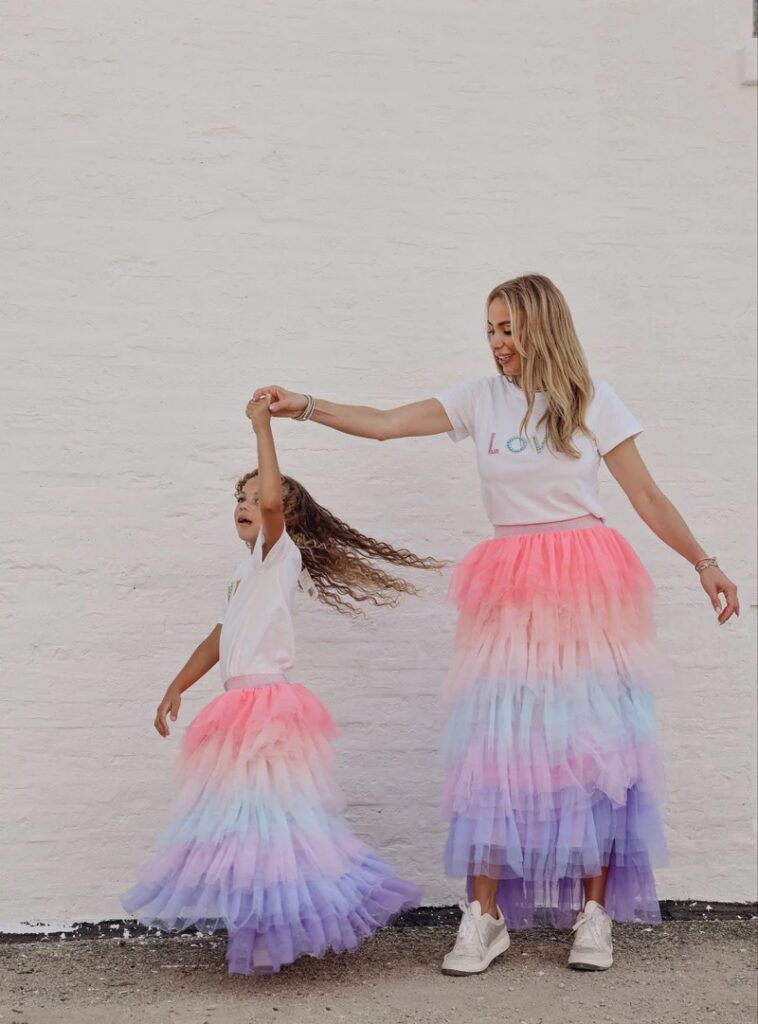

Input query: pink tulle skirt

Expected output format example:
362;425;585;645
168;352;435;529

442;517;667;928
122;679;420;974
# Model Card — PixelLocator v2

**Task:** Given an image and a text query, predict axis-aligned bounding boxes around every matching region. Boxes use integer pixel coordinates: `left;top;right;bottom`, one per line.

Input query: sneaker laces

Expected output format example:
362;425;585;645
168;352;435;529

452;900;485;957
572;906;608;949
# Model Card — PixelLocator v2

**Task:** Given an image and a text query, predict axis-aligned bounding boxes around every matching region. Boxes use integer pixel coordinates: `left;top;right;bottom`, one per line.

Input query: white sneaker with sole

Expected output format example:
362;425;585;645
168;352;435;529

441;900;511;976
568;900;613;971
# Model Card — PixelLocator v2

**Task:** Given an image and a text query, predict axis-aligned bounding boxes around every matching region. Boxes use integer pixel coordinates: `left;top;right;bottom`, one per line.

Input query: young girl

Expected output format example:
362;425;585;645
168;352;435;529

253;272;740;974
122;393;435;975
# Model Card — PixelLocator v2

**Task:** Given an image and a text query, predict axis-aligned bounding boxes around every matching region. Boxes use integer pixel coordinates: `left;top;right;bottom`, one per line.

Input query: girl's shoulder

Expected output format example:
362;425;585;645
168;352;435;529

258;528;302;574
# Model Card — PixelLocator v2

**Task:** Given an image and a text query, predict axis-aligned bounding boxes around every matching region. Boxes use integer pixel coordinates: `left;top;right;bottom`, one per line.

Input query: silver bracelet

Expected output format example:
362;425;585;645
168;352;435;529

694;556;718;574
295;394;316;422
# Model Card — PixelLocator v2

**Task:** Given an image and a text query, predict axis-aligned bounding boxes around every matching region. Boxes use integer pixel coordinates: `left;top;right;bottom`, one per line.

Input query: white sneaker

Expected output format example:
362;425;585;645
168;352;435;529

441;900;511;976
568;900;613;971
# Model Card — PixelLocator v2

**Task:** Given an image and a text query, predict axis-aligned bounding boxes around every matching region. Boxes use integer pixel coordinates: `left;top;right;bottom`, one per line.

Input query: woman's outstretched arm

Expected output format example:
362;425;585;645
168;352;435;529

252;385;452;441
604;437;739;624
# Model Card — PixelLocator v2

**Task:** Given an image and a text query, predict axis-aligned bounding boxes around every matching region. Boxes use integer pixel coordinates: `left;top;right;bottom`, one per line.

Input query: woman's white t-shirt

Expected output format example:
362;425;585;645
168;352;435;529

435;376;642;526
218;529;302;681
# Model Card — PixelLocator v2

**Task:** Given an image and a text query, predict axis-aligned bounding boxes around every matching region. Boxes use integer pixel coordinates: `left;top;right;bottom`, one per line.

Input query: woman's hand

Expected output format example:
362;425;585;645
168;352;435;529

699;566;740;625
155;685;182;738
252;386;307;418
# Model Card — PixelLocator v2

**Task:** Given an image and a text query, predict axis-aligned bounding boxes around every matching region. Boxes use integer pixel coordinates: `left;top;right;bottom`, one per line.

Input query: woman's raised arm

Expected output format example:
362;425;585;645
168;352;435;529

252;385;452;441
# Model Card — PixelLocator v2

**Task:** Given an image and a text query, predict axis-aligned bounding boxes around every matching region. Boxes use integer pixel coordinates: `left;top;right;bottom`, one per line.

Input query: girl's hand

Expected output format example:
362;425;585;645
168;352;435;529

154;686;181;738
252;385;308;419
699;566;740;625
245;394;273;430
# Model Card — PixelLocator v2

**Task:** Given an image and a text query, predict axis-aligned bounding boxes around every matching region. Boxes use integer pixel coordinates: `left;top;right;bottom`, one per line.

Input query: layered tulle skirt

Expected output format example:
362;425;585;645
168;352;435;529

122;678;420;974
442;517;667;928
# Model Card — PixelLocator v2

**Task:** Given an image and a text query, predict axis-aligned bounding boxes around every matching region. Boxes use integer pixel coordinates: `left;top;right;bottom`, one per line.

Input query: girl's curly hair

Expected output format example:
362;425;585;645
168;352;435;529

236;470;444;614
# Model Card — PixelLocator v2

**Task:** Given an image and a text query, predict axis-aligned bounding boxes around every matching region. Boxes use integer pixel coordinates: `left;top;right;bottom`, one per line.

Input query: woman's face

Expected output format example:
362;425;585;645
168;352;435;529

487;296;522;379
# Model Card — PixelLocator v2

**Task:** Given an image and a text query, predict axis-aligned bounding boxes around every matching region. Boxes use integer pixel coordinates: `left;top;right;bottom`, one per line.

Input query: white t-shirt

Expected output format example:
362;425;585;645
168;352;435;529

435;376;642;526
218;529;302;681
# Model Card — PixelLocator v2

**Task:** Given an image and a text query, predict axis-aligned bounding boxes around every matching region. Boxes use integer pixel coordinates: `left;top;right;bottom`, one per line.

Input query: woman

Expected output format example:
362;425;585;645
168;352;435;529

253;273;739;975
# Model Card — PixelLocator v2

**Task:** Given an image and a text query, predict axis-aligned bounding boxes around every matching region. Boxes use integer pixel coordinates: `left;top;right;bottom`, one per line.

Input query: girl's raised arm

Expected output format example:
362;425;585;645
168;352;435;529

245;395;286;553
252;385;452;441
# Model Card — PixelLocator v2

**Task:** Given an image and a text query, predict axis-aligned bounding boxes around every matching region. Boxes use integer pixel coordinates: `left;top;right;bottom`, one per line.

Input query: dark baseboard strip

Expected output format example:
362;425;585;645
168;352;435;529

1;901;755;945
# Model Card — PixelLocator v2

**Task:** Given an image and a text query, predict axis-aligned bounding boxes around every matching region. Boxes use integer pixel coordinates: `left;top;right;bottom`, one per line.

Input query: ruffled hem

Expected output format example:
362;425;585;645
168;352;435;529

441;525;667;925
225;875;420;974
122;682;421;973
469;864;662;929
123;854;421;973
445;783;666;877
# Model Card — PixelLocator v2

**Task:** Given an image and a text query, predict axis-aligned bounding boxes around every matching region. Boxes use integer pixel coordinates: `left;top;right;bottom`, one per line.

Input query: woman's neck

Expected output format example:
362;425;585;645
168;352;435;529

505;373;546;397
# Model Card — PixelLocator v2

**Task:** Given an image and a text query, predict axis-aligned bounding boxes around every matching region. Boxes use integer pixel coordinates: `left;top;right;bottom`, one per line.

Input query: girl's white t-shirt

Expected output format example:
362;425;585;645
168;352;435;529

218;529;302;681
435;376;642;526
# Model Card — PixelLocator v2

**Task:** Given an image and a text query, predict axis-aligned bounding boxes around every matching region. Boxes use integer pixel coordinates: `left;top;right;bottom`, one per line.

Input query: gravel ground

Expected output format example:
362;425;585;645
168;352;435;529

1;919;756;1024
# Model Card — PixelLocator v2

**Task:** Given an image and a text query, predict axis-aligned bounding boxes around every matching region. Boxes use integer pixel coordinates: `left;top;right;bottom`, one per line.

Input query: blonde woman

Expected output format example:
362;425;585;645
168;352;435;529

254;273;739;975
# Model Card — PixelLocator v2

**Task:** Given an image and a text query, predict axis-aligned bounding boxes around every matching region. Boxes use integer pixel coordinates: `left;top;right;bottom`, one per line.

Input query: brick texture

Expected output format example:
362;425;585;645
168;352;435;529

1;0;756;930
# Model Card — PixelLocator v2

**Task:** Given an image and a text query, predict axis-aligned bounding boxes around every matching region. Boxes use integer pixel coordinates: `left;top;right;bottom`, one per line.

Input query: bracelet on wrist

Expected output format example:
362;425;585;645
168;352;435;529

694;556;718;574
295;394;316;422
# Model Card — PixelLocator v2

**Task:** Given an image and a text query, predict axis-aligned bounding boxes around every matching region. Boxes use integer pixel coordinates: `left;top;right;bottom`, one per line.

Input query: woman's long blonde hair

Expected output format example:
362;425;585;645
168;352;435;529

236;471;443;614
488;274;593;457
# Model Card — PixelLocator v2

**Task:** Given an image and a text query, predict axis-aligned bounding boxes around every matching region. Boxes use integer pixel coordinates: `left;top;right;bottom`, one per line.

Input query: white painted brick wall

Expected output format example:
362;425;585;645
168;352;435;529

1;0;755;931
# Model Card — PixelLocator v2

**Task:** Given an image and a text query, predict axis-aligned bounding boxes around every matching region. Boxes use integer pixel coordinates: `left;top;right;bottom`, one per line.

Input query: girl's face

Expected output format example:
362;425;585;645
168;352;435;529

487;296;522;379
235;478;262;545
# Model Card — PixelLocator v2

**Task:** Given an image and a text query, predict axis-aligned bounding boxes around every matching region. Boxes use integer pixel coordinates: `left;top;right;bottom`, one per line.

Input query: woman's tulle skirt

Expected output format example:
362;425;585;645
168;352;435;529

442;518;667;929
122;678;420;975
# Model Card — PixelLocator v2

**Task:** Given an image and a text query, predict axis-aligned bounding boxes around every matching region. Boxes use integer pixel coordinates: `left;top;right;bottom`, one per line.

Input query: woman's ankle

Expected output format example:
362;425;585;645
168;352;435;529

469;875;500;919
470;897;499;919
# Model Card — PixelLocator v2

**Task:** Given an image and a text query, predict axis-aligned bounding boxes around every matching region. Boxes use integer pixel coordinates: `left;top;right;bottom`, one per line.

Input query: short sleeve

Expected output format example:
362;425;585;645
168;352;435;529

435;378;486;443
591;380;643;456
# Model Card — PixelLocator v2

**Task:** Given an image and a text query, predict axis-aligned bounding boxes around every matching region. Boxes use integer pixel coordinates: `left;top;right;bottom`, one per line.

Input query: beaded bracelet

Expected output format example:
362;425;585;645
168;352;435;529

694;557;719;574
295;394;316;422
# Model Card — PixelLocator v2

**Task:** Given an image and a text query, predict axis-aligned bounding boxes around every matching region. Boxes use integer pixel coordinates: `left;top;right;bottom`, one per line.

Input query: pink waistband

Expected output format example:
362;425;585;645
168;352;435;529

493;514;604;538
224;673;288;692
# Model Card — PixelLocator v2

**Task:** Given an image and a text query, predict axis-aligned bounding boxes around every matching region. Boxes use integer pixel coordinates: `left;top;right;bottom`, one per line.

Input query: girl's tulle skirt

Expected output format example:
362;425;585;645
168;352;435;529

122;679;421;975
442;518;667;929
